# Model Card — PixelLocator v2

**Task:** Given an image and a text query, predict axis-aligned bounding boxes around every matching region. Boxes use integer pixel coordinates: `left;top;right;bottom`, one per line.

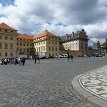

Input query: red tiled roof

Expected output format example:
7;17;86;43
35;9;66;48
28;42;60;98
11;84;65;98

33;30;59;39
17;34;33;40
0;22;16;31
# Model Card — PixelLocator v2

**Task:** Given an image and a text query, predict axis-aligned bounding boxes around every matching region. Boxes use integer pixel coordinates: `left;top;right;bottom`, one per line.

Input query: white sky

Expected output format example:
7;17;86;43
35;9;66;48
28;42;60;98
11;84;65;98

0;0;107;45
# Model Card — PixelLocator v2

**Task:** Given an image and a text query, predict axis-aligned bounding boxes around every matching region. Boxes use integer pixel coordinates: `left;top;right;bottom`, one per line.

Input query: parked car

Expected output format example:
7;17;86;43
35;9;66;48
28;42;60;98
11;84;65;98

62;54;68;58
95;53;103;57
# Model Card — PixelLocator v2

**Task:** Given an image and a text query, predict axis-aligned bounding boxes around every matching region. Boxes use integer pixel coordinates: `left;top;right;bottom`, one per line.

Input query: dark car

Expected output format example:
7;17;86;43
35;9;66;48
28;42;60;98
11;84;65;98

95;54;102;57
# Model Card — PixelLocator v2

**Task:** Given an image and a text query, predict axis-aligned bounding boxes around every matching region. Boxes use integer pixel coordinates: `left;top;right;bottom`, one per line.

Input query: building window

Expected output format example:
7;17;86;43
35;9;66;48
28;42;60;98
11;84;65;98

10;43;13;49
23;44;25;46
52;47;54;51
10;37;13;40
5;52;8;57
0;43;2;49
44;46;45;51
56;47;57;51
39;47;41;52
41;47;43;51
36;48;38;52
0;36;2;39
10;52;13;57
5;30;8;32
49;47;50;51
0;52;2;57
5;43;8;49
20;43;22;46
5;36;8;40
27;49;29;52
20;49;22;52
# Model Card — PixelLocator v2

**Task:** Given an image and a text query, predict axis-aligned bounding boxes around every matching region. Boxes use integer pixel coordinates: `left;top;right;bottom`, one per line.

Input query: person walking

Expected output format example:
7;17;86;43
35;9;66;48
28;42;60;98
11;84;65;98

4;58;8;65
34;55;37;64
1;58;4;65
21;57;26;65
67;52;70;62
18;58;22;66
70;54;73;62
14;58;19;65
36;53;40;64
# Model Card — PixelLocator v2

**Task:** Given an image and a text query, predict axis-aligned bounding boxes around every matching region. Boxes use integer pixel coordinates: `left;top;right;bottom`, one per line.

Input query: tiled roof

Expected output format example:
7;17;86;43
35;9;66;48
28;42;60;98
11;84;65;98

33;30;59;39
101;39;107;47
101;42;107;47
0;22;16;30
17;34;33;40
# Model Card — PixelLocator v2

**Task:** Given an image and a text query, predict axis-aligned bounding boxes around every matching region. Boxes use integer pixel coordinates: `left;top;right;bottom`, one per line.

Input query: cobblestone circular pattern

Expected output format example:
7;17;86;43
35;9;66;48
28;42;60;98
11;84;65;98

79;65;107;101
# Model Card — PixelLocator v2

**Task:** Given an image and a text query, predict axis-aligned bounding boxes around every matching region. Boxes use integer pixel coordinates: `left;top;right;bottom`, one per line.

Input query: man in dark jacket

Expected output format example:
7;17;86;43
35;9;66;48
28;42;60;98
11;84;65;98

21;57;25;65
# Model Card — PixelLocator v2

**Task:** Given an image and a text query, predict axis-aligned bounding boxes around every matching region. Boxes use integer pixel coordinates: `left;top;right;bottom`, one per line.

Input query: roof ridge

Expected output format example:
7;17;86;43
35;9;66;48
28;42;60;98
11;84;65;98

33;30;58;39
17;34;33;40
0;22;16;30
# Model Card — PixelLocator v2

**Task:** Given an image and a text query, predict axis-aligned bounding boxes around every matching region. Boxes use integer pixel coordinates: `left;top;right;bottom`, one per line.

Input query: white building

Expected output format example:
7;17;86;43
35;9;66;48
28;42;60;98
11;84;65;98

60;29;88;56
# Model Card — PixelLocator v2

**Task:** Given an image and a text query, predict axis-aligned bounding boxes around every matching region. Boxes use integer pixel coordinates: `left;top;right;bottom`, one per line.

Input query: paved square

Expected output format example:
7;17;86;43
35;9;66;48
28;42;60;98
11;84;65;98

0;57;107;107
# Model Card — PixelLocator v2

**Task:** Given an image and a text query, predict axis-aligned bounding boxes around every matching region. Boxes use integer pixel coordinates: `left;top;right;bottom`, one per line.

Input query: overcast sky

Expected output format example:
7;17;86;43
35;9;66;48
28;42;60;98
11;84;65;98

0;0;107;45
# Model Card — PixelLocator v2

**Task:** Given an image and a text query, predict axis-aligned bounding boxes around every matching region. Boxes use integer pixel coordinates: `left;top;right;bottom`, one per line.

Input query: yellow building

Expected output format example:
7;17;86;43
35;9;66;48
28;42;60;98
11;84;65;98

17;34;34;58
0;23;18;59
0;23;89;58
33;30;60;58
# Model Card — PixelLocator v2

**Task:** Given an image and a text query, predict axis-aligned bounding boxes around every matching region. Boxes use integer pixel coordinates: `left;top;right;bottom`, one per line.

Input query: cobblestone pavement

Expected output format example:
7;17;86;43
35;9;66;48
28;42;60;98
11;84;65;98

0;57;107;107
79;65;107;101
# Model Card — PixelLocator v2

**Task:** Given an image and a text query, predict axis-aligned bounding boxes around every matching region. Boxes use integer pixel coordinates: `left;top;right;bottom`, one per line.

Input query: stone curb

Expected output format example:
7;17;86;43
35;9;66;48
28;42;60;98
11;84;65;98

72;74;107;107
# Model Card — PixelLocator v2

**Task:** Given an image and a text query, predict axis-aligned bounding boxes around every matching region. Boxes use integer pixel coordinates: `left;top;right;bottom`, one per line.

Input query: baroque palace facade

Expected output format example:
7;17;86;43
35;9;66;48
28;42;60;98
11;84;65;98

33;30;60;58
0;23;88;59
0;23;18;59
17;34;34;58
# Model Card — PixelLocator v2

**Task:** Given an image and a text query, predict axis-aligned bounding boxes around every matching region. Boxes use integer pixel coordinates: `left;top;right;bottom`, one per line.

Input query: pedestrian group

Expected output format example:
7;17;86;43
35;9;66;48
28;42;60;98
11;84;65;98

0;57;26;65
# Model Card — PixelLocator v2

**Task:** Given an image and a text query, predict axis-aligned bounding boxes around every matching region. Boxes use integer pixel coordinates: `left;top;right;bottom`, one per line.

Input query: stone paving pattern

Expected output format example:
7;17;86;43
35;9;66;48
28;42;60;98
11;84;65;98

0;57;107;107
79;65;107;101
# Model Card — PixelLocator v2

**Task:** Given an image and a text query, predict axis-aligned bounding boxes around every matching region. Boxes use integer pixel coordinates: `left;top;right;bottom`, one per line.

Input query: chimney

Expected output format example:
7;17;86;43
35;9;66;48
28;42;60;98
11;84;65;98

45;30;48;32
43;30;48;32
